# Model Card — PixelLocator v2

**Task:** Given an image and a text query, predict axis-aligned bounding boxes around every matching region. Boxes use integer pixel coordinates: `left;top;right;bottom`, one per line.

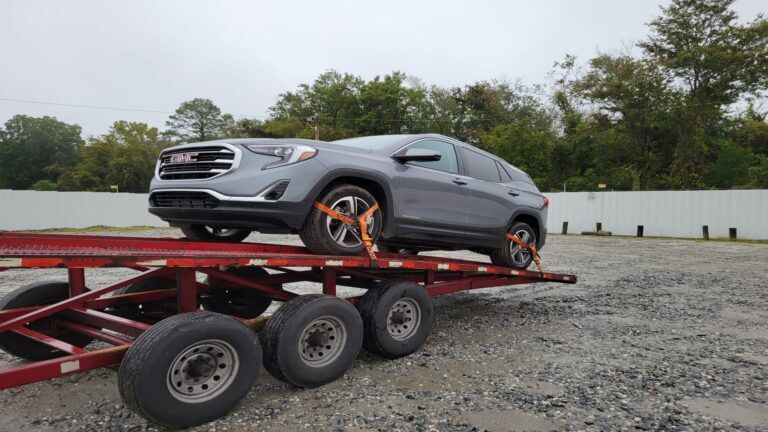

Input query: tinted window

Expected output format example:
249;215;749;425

405;140;458;174
502;162;532;183
496;161;512;182
461;148;501;182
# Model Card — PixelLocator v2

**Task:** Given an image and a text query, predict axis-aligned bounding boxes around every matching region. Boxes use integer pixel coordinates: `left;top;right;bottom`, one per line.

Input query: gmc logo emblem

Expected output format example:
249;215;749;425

169;152;198;164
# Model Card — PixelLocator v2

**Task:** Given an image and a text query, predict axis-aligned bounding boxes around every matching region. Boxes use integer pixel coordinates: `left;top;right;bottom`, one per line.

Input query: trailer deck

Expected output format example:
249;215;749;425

0;232;576;428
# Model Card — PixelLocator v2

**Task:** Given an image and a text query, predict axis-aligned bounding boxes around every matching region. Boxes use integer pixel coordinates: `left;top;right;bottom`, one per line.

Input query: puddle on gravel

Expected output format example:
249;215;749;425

463;409;561;431
685;398;768;427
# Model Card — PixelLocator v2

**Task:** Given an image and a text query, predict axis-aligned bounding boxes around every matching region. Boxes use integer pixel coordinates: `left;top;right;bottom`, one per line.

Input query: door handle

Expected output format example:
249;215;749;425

452;178;468;185
508;190;520;196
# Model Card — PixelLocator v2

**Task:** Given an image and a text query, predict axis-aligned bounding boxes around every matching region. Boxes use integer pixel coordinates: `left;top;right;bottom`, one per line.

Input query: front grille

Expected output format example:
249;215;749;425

151;191;220;209
158;146;236;180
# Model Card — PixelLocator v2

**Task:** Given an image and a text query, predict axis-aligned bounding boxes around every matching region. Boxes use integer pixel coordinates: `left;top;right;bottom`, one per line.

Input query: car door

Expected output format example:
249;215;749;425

459;147;517;247
392;139;469;246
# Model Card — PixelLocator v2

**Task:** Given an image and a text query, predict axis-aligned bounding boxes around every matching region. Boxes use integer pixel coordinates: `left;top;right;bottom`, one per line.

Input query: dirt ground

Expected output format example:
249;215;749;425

0;229;766;431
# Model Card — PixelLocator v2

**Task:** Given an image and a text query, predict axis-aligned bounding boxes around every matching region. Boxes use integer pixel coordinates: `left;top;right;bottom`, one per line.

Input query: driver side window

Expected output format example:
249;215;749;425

405;140;459;174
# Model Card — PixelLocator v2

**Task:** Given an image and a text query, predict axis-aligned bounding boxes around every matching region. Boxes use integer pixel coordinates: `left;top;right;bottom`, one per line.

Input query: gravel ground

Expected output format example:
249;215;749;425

0;229;766;432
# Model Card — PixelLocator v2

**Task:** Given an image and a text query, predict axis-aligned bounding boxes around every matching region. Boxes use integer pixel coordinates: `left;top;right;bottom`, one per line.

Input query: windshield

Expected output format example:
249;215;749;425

333;135;405;150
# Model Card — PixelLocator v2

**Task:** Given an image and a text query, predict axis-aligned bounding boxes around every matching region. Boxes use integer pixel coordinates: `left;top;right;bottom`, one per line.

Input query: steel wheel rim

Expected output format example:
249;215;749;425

509;229;534;266
387;298;421;341
324;196;375;248
298;315;347;367
167;339;239;403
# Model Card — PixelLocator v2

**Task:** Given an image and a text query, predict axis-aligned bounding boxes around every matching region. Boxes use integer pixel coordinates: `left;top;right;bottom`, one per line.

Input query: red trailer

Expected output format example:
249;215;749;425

0;232;576;428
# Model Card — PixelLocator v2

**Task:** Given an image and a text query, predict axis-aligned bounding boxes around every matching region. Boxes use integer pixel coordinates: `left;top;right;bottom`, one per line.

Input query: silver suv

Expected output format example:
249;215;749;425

148;134;548;269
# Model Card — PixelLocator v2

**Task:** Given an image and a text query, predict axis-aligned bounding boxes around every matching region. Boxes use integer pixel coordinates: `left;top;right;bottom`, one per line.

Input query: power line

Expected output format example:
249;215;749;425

0;97;173;114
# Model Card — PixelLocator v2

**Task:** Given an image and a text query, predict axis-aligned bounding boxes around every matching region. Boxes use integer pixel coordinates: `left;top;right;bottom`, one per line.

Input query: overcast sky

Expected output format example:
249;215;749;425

0;0;764;137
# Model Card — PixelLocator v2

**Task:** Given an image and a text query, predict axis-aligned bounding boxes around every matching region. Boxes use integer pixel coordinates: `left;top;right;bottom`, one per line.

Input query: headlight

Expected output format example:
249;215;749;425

244;144;317;169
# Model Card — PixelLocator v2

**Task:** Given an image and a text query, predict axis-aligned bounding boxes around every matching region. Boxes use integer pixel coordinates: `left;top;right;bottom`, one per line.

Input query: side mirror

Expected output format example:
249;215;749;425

394;148;442;163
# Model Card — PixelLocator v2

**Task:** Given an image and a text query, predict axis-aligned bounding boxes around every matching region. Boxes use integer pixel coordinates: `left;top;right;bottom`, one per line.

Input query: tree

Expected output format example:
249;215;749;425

59;121;169;192
0;115;82;189
222;117;274;138
639;0;768;188
166;98;229;142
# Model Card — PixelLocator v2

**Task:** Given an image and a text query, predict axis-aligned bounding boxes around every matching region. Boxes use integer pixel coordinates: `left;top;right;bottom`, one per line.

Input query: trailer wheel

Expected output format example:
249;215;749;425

358;280;433;359
111;276;177;323
0;281;93;360
203;267;272;318
118;311;261;429
261;294;363;388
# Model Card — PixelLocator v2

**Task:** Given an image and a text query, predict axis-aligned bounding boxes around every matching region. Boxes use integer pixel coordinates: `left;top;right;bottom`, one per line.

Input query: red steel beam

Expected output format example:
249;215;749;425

198;268;296;300
56;321;133;346
176;269;198;313
68;268;86;296
13;327;87;355
59;308;150;337
0;268;171;334
0;345;127;390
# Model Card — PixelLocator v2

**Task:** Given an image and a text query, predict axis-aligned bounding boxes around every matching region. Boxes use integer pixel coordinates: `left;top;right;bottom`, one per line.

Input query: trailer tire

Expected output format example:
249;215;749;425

0;281;93;360
111;276;176;323
261;294;363;388
358;280;433;359
118;311;261;429
203;267;272;319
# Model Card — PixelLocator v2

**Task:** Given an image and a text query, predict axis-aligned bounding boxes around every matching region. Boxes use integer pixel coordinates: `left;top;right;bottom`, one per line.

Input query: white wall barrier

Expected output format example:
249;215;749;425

0;190;165;231
545;190;768;240
1;189;767;240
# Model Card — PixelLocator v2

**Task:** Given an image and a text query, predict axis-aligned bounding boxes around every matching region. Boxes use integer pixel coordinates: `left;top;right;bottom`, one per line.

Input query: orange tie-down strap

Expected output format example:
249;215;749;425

506;233;544;273
313;201;380;263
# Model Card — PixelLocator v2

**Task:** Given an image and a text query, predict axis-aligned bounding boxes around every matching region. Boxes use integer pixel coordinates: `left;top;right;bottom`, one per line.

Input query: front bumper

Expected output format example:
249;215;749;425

148;148;329;232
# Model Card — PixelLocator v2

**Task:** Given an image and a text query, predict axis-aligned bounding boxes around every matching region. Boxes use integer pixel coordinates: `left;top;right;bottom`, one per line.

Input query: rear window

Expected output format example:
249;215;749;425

461;148;501;182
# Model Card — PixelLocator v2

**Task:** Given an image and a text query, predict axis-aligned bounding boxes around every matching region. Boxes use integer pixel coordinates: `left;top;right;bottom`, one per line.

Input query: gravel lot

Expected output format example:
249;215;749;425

0;229;766;432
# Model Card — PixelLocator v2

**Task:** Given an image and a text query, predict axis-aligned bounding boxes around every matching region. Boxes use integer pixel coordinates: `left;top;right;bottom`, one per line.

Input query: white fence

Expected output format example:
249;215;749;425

0;190;164;231
546;190;768;240
1;189;767;240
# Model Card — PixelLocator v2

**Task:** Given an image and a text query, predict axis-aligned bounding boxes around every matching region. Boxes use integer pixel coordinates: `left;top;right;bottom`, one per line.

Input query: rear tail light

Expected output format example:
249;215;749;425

543;196;549;207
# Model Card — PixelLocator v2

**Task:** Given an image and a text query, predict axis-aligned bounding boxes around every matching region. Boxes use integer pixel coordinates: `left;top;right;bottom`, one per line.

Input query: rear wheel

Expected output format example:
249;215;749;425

489;221;537;269
181;225;251;243
377;244;420;255
111;276;177;324
299;184;382;255
118;311;261;429
0;281;93;360
358;281;433;359
261;294;363;388
203;267;273;319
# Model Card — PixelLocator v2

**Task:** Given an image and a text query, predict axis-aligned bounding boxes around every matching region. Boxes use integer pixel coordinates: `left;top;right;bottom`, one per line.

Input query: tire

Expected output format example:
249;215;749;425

489;221;537;269
261;294;363;388
377;244;419;255
181;225;251;243
299;184;383;255
203;267;272;319
118;311;261;429
111;276;177;324
358;280;433;359
0;281;93;360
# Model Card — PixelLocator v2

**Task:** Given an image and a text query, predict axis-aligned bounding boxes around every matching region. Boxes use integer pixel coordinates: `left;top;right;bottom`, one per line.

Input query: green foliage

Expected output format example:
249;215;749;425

1;0;766;193
166;98;229;142
0;115;83;189
31;179;58;191
58;121;169;192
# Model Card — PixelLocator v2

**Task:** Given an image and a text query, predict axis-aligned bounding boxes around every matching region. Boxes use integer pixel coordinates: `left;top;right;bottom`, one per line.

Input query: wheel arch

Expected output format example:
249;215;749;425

508;210;543;247
307;169;396;236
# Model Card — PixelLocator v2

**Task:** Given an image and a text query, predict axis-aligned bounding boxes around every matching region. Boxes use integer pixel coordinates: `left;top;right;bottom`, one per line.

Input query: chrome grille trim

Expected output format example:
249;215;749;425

155;142;242;181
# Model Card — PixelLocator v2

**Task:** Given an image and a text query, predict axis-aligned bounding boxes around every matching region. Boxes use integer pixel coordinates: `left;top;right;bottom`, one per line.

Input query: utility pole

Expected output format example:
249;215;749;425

314;120;320;141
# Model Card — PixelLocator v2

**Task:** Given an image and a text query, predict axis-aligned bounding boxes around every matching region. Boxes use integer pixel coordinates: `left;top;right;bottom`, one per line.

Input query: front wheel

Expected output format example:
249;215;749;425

299;184;382;255
489;222;537;269
118;312;261;429
181;225;251;243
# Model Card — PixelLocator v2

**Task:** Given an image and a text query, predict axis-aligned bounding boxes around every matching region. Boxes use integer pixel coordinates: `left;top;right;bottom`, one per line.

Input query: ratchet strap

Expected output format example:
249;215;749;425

313;201;380;264
506;233;544;273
